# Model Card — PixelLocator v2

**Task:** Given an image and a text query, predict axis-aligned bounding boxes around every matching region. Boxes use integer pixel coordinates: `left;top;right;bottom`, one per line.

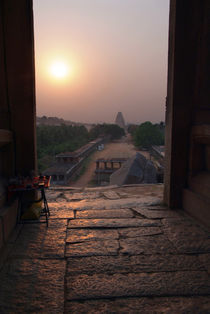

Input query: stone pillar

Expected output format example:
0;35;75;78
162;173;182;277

1;0;37;176
164;0;204;208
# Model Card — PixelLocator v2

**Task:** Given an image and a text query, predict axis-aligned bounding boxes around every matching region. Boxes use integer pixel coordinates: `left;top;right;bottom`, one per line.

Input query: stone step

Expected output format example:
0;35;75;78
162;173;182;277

66;254;204;275
183;189;210;228
66;296;210;313
66;271;210;300
65;239;119;257
75;208;133;219
189;171;210;201
65;233;177;257
68;218;161;229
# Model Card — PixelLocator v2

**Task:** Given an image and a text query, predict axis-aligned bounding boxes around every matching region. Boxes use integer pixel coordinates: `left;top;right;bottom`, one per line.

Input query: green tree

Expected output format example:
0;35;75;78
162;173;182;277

127;124;138;135
89;123;125;140
36;124;90;172
134;121;164;149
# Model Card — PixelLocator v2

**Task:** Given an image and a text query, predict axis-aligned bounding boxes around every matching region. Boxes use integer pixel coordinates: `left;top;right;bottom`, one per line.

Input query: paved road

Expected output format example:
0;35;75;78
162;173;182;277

71;137;137;188
70;135;151;188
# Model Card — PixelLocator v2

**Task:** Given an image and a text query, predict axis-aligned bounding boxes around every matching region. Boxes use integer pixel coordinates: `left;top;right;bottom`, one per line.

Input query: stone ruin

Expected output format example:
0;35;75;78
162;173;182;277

110;152;157;185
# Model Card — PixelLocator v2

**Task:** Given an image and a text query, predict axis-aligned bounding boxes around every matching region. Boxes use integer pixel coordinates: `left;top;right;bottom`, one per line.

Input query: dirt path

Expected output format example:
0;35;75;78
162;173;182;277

70;137;137;188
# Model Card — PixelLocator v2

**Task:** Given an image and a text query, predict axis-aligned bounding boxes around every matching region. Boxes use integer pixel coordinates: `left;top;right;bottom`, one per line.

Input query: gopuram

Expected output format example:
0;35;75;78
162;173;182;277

115;112;126;130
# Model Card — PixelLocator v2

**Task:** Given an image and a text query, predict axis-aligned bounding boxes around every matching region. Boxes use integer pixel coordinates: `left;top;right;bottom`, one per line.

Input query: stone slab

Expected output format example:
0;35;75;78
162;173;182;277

68;218;161;229
76;209;133;219
65;192;101;201
66;271;210;300
66;229;118;243
66;193;88;201
49;187;82;191
170;238;210;254
117;191;129;197
118;227;163;238
162;219;210;254
164;226;210;239
52;192;68;201
48;202;74;219
66;197;162;211
103;191;120;200
45;191;62;201
144;205;169;210
119;235;176;254
161;217;202;228
65;240;119;257
0;259;66;313
133;207;183;218
67;254;204;275
66;296;210;314
10;220;67;258
84;185;118;191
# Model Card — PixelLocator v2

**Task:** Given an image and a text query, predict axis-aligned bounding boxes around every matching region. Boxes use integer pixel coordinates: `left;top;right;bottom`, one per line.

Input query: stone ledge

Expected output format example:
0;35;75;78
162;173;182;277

66;255;205;275
0;200;18;251
183;189;210;228
66;271;210;300
65;296;210;313
68;218;161;229
0;218;3;251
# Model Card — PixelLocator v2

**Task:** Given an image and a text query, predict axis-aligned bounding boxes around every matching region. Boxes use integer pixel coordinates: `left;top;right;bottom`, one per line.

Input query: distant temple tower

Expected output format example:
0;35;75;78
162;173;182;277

115;112;126;130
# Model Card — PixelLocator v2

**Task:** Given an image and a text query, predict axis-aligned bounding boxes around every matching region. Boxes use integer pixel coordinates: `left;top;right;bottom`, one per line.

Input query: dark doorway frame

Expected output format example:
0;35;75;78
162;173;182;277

0;1;210;226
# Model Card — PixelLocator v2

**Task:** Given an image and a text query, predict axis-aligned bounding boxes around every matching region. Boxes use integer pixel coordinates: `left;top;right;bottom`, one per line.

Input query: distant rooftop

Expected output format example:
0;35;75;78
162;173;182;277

56;138;103;158
43;163;75;175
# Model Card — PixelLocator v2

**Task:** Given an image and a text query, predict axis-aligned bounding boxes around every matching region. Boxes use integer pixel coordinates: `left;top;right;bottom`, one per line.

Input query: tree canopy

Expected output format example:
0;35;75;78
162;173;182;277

89;123;125;140
37;124;89;172
37;123;125;172
134;121;164;149
127;124;138;135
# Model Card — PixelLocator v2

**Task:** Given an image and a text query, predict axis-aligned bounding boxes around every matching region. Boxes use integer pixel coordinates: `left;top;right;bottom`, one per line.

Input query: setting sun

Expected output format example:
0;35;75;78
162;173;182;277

49;60;69;79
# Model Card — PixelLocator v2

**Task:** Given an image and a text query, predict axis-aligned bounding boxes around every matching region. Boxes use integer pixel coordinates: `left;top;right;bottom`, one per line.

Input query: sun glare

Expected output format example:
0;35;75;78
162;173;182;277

49;61;69;79
42;55;79;85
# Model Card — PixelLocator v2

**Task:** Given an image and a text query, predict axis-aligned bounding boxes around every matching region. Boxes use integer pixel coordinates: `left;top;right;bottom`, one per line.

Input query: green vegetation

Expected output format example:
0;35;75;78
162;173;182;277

37;124;89;172
133;121;165;149
127;124;138;135
37;123;125;173
89;123;125;140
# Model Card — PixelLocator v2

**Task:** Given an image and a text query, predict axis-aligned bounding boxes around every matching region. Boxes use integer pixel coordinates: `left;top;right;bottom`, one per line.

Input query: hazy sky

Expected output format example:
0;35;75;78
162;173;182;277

34;0;169;124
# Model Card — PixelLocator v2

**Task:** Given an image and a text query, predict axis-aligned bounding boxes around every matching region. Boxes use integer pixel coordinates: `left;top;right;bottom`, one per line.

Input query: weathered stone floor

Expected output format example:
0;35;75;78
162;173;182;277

0;184;210;313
